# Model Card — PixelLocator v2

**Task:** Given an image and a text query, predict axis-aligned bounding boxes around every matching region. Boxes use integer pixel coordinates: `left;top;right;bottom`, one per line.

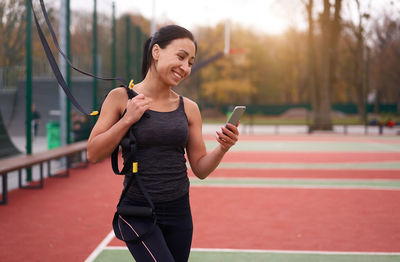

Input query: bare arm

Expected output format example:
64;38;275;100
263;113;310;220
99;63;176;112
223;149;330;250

185;99;239;179
86;88;151;163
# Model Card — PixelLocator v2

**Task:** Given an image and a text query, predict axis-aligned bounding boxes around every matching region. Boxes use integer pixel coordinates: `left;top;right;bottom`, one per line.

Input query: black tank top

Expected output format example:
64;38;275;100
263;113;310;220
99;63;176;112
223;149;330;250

122;96;190;203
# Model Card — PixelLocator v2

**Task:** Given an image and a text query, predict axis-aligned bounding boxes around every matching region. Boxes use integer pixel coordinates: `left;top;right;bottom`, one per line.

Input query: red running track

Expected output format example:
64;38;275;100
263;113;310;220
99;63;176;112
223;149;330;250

1;140;399;261
189;187;400;252
0;160;122;262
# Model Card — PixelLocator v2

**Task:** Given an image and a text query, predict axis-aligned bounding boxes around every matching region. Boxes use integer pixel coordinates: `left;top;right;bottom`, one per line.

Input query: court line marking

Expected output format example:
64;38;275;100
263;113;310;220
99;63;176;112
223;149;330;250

191;248;400;256
215;162;400;170
195;177;400;182
190;183;400;191
102;246;400;256
191;177;400;184
191;248;400;255
85;230;115;262
189;177;400;190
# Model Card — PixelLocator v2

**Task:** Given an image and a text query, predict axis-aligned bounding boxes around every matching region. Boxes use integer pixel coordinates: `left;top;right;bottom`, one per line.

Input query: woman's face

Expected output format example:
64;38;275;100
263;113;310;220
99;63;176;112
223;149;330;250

152;38;196;87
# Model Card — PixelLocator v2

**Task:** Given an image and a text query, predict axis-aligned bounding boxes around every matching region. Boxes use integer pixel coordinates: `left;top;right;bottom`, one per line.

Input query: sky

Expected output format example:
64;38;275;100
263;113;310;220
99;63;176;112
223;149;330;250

69;0;303;35
68;0;400;36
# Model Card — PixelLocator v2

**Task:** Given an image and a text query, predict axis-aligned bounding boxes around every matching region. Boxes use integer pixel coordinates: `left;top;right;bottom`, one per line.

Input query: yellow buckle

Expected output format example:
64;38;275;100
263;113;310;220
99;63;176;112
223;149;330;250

132;162;138;173
129;79;134;90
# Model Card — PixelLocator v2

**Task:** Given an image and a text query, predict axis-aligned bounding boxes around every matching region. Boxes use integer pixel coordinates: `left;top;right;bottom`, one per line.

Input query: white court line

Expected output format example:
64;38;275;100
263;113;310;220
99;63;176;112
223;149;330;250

190;183;400;191
85;230;115;262
103;246;400;256
194;177;400;183
190;248;400;255
189;177;400;191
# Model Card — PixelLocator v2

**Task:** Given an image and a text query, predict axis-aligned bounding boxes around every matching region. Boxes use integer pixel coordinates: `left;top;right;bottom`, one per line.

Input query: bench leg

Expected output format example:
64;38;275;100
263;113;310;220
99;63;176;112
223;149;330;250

48;157;69;178
18;169;23;188
1;173;7;205
80;150;89;168
39;163;44;188
71;151;89;169
20;166;43;189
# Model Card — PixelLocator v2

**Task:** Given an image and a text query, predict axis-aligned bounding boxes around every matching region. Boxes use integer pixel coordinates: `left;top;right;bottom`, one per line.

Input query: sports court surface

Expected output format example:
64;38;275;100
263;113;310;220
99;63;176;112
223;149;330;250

1;133;400;261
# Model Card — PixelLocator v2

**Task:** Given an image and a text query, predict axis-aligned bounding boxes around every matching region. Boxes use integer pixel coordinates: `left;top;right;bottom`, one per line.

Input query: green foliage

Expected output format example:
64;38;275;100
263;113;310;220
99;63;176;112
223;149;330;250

0;0;26;67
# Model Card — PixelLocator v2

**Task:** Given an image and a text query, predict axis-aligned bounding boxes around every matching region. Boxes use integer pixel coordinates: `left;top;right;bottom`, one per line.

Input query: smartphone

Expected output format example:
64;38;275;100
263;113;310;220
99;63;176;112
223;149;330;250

226;106;246;126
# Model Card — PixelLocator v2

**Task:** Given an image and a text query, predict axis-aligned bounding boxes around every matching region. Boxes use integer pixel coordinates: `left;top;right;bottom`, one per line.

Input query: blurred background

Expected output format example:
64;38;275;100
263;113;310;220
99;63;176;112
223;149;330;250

1;0;400;157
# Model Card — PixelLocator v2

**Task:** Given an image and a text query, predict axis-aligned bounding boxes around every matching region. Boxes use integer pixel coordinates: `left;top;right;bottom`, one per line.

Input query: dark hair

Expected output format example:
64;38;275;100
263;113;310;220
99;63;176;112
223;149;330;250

141;25;197;79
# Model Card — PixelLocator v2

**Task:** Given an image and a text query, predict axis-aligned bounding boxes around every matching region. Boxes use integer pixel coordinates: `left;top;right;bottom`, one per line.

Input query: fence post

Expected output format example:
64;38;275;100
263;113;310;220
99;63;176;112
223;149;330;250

26;0;33;182
379;124;383;135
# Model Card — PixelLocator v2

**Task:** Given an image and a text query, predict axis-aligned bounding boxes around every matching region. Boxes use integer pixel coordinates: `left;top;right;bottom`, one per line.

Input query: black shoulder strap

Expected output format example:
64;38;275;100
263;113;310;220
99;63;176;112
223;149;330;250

110;102;157;243
110;86;139;175
111;120;157;243
110;87;154;210
124;85;136;99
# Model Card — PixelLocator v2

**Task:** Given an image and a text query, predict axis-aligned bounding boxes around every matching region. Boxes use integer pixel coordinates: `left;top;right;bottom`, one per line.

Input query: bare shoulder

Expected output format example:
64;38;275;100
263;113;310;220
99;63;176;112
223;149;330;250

183;97;200;114
182;97;201;124
100;87;128;116
107;87;128;103
108;87;129;100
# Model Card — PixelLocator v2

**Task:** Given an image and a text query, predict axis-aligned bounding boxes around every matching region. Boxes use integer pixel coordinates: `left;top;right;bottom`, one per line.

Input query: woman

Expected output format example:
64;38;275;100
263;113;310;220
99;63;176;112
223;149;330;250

87;25;239;262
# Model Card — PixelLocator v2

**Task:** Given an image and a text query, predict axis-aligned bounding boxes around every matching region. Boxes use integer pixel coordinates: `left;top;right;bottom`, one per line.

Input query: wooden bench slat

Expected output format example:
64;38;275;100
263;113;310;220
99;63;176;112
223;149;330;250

0;141;87;174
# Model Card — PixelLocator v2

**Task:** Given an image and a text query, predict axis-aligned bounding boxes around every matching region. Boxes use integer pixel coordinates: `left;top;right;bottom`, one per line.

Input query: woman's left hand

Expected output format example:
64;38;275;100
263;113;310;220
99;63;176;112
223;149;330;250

215;123;239;152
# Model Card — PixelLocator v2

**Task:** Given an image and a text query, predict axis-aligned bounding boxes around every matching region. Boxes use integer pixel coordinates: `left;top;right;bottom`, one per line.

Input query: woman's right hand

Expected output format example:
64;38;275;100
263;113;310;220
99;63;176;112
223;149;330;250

87;89;151;163
123;94;152;125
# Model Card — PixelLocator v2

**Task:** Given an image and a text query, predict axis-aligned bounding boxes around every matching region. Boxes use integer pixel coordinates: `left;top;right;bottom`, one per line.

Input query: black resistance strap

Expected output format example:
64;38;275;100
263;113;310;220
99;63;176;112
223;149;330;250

30;0;128;115
111;130;156;217
110;87;156;243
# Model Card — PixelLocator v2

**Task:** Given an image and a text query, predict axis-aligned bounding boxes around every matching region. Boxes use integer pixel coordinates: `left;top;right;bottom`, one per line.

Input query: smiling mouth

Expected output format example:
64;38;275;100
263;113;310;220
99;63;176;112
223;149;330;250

173;71;183;80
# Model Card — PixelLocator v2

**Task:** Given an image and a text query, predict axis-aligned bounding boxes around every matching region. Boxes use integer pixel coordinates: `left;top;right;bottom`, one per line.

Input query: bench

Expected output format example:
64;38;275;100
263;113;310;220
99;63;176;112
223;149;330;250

0;140;88;205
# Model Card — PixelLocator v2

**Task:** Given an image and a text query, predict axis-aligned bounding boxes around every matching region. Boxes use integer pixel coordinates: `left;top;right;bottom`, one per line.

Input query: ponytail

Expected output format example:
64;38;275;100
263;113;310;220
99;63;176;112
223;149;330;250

141;37;152;80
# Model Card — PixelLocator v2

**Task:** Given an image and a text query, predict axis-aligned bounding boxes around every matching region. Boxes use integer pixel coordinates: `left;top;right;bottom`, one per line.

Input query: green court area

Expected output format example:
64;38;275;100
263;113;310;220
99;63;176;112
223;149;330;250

93;248;400;262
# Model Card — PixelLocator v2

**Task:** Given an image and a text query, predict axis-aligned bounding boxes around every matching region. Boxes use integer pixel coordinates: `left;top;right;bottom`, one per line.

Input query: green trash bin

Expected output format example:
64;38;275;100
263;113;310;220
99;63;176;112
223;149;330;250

46;121;61;149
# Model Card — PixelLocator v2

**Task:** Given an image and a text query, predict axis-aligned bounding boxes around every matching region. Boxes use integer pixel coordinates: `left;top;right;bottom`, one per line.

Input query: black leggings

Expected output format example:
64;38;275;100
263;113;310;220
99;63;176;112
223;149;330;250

118;193;193;262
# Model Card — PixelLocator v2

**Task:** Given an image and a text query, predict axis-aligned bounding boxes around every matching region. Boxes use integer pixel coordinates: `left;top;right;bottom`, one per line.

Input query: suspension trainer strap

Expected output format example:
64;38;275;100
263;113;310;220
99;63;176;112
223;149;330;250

37;0;127;84
111;132;136;176
111;86;154;206
29;0;127;115
111;116;157;243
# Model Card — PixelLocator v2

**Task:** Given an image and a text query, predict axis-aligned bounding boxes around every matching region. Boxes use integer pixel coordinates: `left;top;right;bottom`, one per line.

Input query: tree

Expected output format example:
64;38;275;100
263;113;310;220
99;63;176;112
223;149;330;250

0;0;26;89
0;0;26;67
370;13;400;114
342;0;370;122
305;0;342;130
305;0;318;123
196;23;255;111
